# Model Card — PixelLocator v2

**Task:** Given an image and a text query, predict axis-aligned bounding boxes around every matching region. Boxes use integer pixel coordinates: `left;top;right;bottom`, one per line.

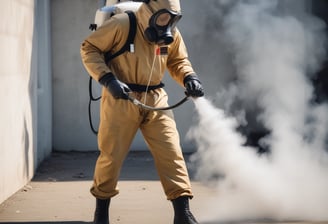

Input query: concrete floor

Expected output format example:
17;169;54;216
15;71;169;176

0;151;327;224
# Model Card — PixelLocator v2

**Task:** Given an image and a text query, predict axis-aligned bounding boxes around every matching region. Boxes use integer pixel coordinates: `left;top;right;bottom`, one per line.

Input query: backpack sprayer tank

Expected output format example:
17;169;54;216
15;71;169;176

90;0;142;31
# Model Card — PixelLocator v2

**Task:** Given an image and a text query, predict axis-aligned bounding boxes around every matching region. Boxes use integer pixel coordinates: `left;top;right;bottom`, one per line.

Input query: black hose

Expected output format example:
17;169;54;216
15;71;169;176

88;77;190;135
88;77;101;135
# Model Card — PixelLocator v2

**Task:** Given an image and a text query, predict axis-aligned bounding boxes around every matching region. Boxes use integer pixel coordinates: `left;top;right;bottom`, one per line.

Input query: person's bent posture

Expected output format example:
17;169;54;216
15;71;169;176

80;0;204;223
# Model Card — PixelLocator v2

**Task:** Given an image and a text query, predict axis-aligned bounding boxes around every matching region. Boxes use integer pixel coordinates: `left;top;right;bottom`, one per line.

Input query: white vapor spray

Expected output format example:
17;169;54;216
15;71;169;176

188;0;328;222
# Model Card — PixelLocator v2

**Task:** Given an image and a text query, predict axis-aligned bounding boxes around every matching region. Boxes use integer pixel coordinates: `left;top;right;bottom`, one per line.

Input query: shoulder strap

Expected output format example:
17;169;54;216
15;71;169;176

89;11;137;135
104;11;137;63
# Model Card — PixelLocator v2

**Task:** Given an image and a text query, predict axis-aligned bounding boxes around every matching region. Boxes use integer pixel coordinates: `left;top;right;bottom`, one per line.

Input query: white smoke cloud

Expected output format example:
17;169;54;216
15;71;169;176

188;0;328;222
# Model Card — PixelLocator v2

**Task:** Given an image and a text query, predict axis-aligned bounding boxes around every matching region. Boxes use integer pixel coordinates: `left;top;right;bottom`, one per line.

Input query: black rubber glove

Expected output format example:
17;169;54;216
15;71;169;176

99;72;131;100
183;74;204;97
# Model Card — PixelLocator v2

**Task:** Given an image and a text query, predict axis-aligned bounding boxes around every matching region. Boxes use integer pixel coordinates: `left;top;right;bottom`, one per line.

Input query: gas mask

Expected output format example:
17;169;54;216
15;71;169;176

144;9;182;45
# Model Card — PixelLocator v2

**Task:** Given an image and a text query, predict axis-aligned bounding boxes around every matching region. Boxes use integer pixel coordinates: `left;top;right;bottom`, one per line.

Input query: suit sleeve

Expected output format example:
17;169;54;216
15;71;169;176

166;29;196;87
80;16;126;81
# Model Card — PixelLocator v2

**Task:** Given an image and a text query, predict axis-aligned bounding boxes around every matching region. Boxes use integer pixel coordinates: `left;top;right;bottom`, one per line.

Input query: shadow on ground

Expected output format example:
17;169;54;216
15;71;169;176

201;219;314;224
32;151;197;182
0;220;304;224
0;222;92;224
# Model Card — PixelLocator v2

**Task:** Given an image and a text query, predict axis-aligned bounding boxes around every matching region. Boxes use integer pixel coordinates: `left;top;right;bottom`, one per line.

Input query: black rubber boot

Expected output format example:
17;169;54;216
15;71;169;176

172;196;199;224
93;198;110;224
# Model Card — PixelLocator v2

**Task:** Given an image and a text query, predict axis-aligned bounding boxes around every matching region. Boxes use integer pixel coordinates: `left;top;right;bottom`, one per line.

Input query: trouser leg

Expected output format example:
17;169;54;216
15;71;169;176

91;96;140;199
140;90;198;222
141;108;193;200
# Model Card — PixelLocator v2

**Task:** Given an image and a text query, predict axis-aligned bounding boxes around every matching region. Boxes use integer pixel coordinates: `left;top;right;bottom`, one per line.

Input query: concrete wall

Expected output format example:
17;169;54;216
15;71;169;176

36;0;53;164
0;0;52;204
51;0;102;152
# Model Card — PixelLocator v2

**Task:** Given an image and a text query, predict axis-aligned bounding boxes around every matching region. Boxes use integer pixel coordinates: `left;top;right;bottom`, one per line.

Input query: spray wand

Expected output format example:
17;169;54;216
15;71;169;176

127;94;190;111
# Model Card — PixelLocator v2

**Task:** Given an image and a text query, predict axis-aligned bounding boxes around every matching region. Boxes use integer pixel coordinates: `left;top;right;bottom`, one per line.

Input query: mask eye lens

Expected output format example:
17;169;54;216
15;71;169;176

155;12;172;26
170;15;181;29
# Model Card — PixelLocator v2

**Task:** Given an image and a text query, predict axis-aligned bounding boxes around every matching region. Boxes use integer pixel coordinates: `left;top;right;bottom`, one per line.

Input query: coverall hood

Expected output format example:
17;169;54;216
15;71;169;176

147;0;181;13
136;0;181;44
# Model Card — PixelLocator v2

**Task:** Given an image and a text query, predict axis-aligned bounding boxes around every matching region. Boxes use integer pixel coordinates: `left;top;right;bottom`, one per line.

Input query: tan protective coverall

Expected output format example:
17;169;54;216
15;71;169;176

80;0;195;200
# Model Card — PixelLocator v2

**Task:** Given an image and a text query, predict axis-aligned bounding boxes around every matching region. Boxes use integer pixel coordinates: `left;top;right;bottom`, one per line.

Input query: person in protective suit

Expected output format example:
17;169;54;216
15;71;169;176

80;0;204;223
